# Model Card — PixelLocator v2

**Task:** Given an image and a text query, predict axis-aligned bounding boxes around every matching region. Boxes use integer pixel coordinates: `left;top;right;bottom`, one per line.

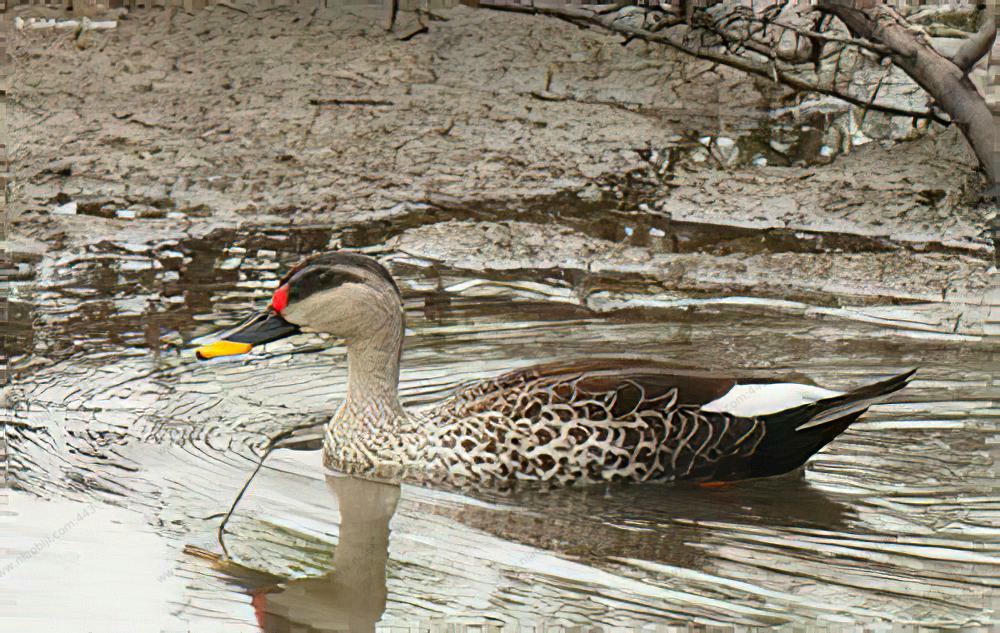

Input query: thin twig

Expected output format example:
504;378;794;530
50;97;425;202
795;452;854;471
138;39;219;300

216;449;268;559
385;0;397;31
214;0;250;14
417;8;449;21
648;14;683;33
397;23;428;41
309;96;394;106
594;1;630;16
216;422;325;560
757;17;891;56
859;62;891;126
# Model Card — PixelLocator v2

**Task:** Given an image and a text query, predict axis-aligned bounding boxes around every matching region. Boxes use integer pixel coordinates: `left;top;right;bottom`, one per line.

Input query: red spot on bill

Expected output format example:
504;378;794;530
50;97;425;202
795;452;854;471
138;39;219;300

271;285;289;313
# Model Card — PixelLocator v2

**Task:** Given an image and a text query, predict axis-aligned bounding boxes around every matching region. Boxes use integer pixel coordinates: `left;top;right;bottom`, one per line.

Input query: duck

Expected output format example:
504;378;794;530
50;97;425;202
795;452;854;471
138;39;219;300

195;251;915;490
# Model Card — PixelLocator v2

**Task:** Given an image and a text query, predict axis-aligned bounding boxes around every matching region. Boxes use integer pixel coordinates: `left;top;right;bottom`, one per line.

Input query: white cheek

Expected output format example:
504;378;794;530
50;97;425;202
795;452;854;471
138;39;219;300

279;303;309;326
280;285;371;334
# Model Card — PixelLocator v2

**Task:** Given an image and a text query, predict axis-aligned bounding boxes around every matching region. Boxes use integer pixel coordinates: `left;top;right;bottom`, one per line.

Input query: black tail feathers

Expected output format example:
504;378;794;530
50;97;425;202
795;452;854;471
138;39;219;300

793;368;916;431
729;369;916;480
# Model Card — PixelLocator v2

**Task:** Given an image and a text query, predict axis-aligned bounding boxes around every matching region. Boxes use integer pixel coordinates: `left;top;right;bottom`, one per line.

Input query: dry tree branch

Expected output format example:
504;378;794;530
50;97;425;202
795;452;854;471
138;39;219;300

952;12;997;74
760;0;788;25
482;2;948;124
594;1;631;16
755;18;890;57
859;60;892;126
479;2;594;30
702;10;818;64
385;0;397;32
478;0;997;189
817;0;998;189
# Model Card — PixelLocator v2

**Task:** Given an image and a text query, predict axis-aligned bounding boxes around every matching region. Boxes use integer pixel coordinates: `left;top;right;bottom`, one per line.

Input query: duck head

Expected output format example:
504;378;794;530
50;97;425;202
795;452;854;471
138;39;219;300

196;252;404;360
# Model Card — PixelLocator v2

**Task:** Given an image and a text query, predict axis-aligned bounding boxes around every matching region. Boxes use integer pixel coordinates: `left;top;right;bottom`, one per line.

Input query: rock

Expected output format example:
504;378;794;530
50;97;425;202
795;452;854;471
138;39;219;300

52;201;78;216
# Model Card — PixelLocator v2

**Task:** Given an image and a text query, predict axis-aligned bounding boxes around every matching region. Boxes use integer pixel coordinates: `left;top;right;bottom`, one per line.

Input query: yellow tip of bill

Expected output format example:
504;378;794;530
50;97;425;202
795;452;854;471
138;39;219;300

196;340;253;360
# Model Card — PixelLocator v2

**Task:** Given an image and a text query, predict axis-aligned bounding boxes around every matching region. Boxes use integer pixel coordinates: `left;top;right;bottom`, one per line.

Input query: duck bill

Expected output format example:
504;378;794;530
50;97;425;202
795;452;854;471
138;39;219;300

195;311;300;360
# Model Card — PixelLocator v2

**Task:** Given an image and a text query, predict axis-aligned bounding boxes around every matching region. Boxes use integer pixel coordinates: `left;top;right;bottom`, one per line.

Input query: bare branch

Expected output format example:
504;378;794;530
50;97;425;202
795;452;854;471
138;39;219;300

594;1;631;16
479;2;593;30
699;9;803;62
309;96;394;106
759;18;890;57
859;61;891;126
385;0;397;32
477;0;999;187
952;13;997;74
480;2;948;124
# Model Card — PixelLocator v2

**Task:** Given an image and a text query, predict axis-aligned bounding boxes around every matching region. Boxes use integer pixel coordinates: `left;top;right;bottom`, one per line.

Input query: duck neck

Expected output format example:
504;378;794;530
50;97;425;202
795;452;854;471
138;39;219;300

341;327;406;431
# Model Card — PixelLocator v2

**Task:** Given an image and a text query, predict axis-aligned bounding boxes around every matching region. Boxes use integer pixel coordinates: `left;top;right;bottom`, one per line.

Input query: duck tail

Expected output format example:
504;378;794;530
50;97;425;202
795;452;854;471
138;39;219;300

793;368;916;431
744;369;916;478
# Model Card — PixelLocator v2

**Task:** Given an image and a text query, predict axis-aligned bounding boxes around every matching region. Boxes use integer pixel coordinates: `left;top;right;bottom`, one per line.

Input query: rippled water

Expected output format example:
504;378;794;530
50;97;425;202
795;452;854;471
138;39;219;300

4;216;998;631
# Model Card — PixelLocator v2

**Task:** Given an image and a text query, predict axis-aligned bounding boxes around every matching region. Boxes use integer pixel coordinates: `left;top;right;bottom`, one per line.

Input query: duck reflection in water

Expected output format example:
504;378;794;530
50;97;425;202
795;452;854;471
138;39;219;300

223;469;851;633
249;475;400;633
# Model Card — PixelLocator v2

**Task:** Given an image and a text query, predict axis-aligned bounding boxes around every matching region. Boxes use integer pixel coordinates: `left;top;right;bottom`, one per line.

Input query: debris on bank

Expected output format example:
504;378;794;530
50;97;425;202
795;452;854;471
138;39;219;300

14;15;118;31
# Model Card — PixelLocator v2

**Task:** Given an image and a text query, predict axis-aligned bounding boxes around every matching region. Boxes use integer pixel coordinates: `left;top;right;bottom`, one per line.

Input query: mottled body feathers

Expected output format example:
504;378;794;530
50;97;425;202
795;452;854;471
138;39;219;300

323;359;914;489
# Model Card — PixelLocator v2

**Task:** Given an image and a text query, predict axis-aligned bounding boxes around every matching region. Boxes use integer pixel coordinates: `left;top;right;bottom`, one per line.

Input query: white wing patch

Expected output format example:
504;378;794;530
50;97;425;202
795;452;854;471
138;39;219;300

700;383;843;417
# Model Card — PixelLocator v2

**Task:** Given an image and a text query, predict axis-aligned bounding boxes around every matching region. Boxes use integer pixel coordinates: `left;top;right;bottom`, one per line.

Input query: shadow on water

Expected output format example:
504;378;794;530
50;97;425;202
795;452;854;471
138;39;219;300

425;473;855;570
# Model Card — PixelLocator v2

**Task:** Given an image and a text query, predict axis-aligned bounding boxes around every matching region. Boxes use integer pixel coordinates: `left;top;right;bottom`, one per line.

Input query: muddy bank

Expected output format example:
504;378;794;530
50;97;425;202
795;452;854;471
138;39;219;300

10;4;992;224
6;2;997;347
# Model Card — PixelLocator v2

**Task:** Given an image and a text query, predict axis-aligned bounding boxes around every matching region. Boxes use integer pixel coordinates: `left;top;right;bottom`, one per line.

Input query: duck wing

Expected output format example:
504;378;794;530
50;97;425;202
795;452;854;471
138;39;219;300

435;359;762;483
435;359;914;484
445;358;758;411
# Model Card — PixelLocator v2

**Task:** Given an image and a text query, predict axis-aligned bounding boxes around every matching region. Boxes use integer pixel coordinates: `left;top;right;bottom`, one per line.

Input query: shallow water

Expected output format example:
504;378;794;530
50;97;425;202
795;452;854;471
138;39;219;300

4;217;998;631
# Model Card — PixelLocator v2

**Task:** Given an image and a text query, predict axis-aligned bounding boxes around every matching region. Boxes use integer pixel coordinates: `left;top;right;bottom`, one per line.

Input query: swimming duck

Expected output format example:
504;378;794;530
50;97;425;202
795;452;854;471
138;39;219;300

196;251;914;489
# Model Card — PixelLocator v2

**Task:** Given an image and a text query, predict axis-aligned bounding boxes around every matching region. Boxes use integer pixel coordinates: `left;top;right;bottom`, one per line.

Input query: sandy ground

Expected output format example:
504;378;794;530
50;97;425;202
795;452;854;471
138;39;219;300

6;3;998;331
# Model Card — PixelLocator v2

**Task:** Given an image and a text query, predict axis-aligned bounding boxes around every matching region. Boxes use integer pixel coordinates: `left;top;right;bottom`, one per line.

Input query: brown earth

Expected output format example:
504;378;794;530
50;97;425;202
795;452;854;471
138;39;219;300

6;3;998;332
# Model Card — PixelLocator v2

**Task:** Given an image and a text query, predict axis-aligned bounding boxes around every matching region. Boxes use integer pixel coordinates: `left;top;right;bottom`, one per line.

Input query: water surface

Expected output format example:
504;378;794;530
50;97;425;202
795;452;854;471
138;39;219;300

4;218;998;631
